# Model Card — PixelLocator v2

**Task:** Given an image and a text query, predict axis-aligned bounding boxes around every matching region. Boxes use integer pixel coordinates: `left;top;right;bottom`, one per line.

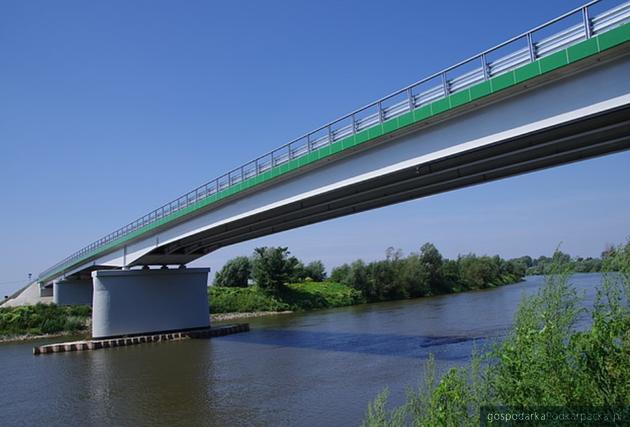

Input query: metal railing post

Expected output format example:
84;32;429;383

582;6;592;38
378;102;384;124
527;32;536;62
407;88;414;112
441;72;449;97
481;53;489;80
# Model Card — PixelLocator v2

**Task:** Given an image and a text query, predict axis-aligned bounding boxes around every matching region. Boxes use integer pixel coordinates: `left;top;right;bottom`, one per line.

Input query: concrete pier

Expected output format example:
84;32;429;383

91;268;210;339
53;277;93;306
33;323;249;355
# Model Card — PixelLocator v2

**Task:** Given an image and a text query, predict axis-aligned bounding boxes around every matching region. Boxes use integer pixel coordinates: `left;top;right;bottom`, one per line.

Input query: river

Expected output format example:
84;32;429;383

0;273;604;426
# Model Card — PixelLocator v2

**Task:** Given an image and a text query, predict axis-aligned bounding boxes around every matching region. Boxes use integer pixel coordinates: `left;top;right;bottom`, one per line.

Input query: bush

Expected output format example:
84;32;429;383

214;256;252;287
303;260;327;282
0;303;91;337
209;286;289;313
251;246;299;292
209;281;363;313
332;243;524;302
283;281;363;309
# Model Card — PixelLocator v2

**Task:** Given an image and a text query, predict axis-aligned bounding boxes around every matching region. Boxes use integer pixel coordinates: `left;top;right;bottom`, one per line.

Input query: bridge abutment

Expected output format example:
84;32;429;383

91;268;210;339
53;278;93;306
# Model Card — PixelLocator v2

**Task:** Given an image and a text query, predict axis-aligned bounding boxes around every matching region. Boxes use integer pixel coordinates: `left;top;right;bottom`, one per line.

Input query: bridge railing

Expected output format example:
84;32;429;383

39;0;630;281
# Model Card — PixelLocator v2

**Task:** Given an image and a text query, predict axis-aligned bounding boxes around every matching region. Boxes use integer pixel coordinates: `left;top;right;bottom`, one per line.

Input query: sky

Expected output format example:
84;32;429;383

1;0;629;296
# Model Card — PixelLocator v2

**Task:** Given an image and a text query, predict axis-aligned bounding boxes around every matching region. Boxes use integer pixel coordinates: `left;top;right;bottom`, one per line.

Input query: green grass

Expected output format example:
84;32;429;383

209;281;363;313
0;304;91;337
209;286;290;313
282;281;364;310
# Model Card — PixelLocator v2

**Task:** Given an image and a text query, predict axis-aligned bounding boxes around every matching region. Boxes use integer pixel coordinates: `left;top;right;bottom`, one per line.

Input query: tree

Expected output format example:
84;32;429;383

347;260;371;298
214;256;251;287
251;246;299;292
458;254;500;290
419;242;444;294
400;253;431;297
330;263;351;283
304;260;326;282
290;261;307;283
507;257;528;277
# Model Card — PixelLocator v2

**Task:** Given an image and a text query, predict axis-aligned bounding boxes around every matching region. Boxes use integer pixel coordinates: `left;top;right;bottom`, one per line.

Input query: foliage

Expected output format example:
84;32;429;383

0;303;90;337
215;247;328;288
361;241;630;426
331;243;524;303
214;256;251;287
209;281;362;313
209;286;289;313
282;281;362;309
251;246;299;293
290;260;326;283
303;260;327;282
525;249;609;275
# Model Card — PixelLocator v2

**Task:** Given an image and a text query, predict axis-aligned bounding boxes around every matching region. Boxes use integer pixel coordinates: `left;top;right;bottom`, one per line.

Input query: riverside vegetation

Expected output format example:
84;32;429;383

0;242;615;339
209;242;526;313
361;241;630;426
0;304;90;339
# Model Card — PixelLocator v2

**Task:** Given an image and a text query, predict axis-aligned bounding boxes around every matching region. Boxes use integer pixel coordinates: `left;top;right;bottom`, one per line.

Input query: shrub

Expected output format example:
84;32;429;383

0;303;91;336
214;256;252;287
209;281;363;313
251;247;299;293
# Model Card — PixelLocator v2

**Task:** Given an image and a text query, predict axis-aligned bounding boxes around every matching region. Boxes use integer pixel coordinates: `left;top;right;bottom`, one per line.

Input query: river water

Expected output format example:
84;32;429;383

0;273;603;426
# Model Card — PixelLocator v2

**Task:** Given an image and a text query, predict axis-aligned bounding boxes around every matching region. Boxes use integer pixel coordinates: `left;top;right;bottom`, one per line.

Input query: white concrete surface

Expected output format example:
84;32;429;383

91;268;210;338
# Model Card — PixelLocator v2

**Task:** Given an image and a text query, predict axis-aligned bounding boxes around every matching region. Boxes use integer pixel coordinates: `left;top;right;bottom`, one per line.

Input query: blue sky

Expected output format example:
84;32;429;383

1;0;629;295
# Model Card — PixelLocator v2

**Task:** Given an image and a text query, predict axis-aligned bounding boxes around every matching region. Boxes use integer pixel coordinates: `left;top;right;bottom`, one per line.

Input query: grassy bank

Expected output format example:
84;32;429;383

209;281;363;313
0;304;90;340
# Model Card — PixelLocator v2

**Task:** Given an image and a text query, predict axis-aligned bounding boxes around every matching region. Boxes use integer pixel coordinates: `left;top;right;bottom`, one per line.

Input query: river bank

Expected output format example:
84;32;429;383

211;310;293;322
0;330;88;344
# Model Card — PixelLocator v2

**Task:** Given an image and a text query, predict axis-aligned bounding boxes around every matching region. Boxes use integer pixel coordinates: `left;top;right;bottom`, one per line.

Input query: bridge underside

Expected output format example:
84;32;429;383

140;104;630;265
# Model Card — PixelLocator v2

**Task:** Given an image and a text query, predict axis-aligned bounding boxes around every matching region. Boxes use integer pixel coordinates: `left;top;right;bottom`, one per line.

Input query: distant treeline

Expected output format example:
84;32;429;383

214;243;525;303
329;243;524;302
513;246;617;276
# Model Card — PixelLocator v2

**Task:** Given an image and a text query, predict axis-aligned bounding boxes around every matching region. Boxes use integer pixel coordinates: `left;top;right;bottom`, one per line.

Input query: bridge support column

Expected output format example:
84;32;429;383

53;278;93;306
91;268;210;339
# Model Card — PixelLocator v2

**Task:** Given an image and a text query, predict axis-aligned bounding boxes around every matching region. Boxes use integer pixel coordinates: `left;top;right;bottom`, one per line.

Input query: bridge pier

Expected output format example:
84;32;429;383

53;277;93;306
91;268;210;339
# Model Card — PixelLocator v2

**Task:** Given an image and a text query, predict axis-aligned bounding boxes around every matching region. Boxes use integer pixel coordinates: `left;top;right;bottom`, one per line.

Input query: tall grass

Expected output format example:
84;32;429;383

0;304;90;336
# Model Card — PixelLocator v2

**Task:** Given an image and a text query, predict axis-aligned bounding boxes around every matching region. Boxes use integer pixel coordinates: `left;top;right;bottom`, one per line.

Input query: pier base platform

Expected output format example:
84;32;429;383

33;323;249;355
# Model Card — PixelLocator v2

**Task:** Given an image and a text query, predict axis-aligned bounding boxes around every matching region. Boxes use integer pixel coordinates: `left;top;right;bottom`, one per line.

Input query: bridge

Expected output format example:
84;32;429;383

6;0;630;339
